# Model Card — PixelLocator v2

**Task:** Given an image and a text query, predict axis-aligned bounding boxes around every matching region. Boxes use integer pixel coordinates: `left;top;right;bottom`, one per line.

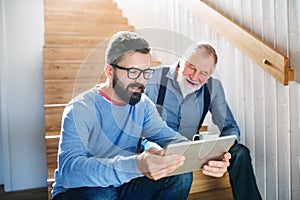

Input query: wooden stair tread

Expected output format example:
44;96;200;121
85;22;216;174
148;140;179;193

45;23;134;35
45;33;111;46
44;62;102;80
45;15;127;24
43;46;106;61
45;0;118;6
45;8;122;16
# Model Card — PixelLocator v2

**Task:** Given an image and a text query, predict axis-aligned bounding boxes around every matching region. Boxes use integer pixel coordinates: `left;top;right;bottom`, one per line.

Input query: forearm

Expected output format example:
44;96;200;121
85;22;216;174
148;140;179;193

58;152;142;188
59;117;143;188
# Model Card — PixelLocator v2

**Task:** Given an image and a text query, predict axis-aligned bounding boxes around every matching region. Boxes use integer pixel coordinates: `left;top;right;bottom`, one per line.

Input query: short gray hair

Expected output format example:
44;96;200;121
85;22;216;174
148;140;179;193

105;31;150;65
194;43;218;65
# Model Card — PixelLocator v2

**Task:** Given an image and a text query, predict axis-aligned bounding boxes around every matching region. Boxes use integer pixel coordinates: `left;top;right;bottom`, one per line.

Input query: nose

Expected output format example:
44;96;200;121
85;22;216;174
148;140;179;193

190;71;206;84
135;73;147;84
198;76;206;84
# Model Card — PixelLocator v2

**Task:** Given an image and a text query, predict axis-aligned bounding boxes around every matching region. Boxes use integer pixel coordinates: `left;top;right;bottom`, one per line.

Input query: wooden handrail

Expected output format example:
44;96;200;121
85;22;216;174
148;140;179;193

177;0;294;85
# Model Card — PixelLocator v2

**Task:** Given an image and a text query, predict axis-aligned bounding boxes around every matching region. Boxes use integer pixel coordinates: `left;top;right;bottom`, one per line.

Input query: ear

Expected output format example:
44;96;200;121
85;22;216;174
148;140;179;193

105;64;114;79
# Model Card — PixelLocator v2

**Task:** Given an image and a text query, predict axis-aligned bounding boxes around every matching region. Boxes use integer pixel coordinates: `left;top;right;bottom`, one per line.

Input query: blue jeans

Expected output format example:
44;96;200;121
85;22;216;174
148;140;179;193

228;143;262;200
53;173;192;200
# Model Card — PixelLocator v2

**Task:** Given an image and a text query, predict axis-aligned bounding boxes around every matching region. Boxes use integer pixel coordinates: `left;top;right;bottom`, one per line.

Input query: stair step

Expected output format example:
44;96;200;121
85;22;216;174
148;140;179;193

45;8;122;17
45;13;127;24
44;79;97;104
45;22;134;35
44;46;106;61
45;0;118;9
45;136;60;178
45;105;65;133
45;0;116;5
45;21;134;36
45;33;111;46
44;61;103;80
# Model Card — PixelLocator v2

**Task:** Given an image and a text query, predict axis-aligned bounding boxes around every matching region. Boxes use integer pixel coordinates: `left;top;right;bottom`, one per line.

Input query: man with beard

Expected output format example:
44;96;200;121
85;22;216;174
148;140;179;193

145;43;262;200
51;32;231;200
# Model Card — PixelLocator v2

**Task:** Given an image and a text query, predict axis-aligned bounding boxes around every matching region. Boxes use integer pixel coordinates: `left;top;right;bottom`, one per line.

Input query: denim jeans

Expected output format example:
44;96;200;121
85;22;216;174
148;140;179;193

53;172;193;200
228;143;262;200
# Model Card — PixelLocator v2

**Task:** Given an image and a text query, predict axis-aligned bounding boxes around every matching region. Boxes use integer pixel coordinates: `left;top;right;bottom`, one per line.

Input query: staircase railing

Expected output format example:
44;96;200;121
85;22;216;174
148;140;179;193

177;0;294;85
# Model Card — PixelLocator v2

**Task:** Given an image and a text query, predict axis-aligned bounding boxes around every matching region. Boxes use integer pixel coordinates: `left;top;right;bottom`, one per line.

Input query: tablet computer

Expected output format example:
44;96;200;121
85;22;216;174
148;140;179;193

164;135;236;176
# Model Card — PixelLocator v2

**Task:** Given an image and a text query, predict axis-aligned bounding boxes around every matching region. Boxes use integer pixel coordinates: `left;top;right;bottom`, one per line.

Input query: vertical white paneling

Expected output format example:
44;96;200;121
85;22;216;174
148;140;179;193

290;82;300;199
231;1;245;144
223;41;236;115
241;0;252;29
232;0;242;25
262;0;278;199
233;48;246;143
251;0;266;197
288;0;300;83
221;1;236;117
289;1;300;198
240;1;256;166
243;58;255;152
275;0;291;199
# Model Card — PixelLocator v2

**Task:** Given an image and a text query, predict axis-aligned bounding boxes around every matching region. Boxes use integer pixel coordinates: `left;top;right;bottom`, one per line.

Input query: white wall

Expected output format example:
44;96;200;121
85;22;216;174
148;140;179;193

0;0;4;185
0;0;46;191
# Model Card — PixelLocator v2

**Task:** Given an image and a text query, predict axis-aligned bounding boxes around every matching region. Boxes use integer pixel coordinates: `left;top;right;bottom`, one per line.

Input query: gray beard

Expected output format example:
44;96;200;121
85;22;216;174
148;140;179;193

176;74;202;98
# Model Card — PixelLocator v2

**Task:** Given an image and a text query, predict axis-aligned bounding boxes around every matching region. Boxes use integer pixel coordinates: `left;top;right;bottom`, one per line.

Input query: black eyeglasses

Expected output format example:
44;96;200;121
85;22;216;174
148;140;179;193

110;63;155;80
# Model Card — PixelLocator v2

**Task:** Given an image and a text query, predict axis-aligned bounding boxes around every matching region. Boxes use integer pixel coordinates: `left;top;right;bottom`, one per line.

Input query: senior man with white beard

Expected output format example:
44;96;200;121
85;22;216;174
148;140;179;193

144;43;262;200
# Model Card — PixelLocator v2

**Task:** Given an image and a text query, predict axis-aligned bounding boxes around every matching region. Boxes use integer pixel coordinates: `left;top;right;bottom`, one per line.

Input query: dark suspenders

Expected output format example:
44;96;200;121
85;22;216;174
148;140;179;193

197;83;211;131
156;68;211;134
156;67;169;115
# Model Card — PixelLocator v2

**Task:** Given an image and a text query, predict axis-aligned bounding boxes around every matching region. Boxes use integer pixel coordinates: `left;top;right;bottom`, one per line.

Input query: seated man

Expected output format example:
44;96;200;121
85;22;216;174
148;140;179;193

51;31;231;200
145;43;262;200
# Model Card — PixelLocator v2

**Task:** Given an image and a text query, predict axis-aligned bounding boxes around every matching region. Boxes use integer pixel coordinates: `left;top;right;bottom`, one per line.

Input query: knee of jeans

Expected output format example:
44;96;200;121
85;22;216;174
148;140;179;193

177;172;193;187
230;143;251;161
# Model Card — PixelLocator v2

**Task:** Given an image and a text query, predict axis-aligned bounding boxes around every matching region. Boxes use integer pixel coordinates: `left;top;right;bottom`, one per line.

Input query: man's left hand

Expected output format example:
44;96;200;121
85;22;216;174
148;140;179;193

202;152;231;177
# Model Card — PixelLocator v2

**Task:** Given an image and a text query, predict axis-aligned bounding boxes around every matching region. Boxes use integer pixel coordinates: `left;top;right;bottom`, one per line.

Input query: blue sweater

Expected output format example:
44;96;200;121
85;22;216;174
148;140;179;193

51;85;188;198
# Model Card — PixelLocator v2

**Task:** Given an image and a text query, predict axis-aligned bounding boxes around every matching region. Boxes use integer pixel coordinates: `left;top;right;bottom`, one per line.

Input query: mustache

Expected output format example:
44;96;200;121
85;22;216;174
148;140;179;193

127;83;145;92
185;77;199;85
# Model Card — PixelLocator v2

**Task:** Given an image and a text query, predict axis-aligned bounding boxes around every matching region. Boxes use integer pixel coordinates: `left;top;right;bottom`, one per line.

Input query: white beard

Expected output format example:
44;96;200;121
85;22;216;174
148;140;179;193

177;72;203;98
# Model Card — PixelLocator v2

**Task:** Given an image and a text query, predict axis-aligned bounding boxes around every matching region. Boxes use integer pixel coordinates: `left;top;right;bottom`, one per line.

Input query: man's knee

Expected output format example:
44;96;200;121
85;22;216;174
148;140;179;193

179;172;193;186
62;186;117;200
229;143;251;161
159;173;193;199
166;172;193;190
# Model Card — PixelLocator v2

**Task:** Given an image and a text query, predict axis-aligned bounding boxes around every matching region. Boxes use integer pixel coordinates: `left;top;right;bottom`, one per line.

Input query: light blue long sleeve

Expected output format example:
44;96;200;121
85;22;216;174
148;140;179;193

52;86;188;198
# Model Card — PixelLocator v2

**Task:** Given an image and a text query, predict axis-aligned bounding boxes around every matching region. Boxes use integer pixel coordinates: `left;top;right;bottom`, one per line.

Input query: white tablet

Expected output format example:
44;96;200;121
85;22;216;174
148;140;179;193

164;135;236;176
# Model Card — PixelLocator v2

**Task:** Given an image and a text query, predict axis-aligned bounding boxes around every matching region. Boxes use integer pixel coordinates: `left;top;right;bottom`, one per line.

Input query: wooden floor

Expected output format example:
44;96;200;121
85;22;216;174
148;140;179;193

0;185;48;200
0;184;232;200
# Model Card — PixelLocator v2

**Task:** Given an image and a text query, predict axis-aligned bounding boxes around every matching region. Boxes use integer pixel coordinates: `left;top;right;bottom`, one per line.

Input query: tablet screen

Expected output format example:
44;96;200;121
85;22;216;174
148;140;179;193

164;135;236;176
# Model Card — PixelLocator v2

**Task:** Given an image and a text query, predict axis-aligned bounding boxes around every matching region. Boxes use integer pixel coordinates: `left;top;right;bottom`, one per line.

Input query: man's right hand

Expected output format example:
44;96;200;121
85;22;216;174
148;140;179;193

136;148;185;180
